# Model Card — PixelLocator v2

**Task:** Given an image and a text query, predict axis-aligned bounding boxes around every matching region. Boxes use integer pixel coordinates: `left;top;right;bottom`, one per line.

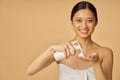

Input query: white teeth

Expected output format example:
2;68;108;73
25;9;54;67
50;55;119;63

80;30;88;32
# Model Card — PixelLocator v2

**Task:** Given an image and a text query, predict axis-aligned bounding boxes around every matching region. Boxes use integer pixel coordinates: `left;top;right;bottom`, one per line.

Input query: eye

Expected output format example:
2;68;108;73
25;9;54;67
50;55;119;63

76;19;82;23
87;19;94;23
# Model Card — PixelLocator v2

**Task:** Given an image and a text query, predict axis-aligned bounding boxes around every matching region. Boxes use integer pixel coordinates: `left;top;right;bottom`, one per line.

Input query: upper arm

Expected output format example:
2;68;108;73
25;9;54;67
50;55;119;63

102;48;113;80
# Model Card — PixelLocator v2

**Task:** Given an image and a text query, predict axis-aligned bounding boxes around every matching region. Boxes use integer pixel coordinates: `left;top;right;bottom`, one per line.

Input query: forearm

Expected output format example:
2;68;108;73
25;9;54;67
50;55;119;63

26;47;55;75
93;62;108;80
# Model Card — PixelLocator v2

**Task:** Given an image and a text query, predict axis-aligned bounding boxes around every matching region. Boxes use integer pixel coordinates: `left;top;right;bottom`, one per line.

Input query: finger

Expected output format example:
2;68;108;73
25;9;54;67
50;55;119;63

66;42;75;56
89;53;98;59
87;54;99;61
74;40;82;49
88;54;94;58
86;55;93;60
92;53;98;57
64;45;70;58
78;55;92;62
79;57;90;62
73;40;82;55
64;48;68;58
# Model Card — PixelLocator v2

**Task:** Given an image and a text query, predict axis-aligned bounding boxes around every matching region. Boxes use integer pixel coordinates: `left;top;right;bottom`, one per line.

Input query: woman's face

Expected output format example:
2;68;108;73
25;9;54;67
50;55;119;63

72;9;97;38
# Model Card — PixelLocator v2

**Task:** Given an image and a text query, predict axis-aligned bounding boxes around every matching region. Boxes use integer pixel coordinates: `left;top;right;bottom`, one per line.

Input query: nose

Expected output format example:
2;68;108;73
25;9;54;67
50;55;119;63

81;21;88;29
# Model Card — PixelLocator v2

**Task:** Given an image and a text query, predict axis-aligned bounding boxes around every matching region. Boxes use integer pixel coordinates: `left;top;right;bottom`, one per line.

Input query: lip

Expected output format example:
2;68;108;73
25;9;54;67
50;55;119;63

79;29;89;34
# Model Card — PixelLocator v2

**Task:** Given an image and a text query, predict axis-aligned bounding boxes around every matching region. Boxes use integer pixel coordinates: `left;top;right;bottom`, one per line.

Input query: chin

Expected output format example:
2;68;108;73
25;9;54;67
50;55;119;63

77;33;91;38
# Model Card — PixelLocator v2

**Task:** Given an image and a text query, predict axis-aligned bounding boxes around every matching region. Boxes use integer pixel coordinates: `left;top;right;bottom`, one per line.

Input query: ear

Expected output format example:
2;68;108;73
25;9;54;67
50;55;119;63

71;20;74;27
95;21;98;27
71;20;73;25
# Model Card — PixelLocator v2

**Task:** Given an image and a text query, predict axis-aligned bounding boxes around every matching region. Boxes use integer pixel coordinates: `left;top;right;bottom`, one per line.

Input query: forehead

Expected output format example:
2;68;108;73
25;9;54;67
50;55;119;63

74;9;94;19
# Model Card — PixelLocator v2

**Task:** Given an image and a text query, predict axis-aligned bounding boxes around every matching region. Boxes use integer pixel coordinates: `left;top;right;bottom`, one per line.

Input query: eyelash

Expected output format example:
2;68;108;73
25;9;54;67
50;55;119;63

88;20;94;23
76;20;82;22
76;19;94;23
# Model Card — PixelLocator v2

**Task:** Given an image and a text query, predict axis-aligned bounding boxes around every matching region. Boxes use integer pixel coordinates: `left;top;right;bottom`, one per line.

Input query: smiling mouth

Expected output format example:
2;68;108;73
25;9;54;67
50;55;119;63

79;29;89;34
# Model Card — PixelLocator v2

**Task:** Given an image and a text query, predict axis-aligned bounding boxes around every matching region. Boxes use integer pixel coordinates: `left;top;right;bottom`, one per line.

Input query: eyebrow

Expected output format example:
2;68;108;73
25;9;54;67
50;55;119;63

75;17;95;20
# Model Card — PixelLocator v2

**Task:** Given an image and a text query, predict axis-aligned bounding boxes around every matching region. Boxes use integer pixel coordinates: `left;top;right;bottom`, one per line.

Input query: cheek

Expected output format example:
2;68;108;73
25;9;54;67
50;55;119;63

89;25;96;33
72;22;79;29
89;23;96;29
71;23;78;33
72;24;79;32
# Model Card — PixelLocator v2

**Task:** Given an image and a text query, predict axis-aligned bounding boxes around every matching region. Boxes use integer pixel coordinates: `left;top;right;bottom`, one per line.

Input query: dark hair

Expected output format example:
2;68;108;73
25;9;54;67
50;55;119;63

71;1;98;23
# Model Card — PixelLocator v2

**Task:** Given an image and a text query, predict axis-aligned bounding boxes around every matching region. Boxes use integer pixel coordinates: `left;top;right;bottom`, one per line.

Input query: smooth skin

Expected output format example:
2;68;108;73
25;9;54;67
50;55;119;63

26;9;113;80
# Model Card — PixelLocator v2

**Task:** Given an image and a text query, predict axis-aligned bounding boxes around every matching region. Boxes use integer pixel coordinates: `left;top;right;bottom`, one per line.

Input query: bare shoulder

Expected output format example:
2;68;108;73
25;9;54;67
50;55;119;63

93;42;113;60
95;44;113;62
101;46;113;57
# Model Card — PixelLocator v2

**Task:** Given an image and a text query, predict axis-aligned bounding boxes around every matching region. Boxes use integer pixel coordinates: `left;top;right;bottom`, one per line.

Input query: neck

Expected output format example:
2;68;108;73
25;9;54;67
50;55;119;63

73;35;94;49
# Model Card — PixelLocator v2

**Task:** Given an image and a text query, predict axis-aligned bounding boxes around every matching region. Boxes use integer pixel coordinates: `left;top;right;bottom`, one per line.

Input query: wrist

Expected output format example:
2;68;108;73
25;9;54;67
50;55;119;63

47;46;55;55
49;46;66;61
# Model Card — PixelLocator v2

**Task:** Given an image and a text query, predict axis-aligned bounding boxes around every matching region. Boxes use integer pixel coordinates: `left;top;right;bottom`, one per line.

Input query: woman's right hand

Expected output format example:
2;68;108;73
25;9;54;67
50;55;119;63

50;41;80;59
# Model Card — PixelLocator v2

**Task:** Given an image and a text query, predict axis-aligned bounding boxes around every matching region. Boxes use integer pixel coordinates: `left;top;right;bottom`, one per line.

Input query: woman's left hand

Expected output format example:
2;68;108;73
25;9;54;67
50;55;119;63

78;53;100;63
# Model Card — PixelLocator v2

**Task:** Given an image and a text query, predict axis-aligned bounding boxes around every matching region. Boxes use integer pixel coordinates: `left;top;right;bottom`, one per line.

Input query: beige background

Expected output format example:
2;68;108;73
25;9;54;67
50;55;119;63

0;0;120;80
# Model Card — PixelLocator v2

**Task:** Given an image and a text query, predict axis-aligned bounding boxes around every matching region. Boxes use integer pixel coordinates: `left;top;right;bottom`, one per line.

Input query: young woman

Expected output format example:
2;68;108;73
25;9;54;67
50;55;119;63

26;1;113;80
